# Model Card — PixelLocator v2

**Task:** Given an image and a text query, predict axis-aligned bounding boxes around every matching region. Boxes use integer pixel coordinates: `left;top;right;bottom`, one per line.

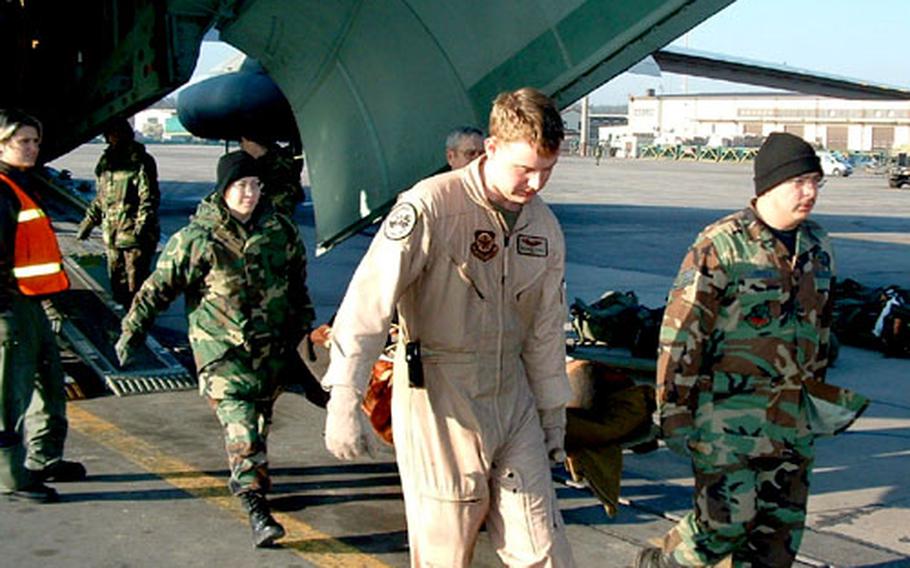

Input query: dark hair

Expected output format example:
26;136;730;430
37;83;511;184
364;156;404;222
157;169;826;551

103;118;135;141
0;109;43;143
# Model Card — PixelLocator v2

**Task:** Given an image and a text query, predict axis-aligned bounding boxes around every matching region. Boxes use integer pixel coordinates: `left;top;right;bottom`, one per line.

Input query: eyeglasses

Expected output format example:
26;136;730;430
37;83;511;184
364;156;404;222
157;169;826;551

459;148;484;160
230;178;261;193
792;175;826;190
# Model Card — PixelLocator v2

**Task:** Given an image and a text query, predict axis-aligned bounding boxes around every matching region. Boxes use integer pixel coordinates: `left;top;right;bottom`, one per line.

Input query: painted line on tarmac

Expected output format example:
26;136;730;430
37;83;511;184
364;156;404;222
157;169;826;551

68;404;392;568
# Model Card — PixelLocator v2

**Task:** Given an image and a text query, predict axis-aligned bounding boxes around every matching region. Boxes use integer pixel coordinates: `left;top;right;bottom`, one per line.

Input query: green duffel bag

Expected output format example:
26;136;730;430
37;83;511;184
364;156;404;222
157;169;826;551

570;290;641;346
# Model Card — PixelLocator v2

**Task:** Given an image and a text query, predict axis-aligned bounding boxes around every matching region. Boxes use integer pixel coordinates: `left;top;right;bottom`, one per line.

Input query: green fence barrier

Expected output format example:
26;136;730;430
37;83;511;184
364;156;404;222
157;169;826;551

637;144;759;162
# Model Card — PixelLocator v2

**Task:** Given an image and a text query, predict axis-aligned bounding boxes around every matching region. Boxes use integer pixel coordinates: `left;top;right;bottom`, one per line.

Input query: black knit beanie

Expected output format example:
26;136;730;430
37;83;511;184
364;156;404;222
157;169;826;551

753;132;822;196
215;151;258;194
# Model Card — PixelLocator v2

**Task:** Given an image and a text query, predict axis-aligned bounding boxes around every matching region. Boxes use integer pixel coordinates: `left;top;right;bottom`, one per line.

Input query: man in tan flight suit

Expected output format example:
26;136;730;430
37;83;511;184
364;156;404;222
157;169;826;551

322;87;575;567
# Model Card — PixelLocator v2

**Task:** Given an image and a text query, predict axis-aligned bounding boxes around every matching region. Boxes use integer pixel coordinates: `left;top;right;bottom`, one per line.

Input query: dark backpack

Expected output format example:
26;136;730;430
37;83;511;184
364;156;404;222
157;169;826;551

570;291;641;347
833;279;910;358
630;306;665;359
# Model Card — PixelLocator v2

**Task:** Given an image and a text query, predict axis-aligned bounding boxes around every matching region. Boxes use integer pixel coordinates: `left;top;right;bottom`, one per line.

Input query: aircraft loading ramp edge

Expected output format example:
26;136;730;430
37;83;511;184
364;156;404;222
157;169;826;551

58;255;195;397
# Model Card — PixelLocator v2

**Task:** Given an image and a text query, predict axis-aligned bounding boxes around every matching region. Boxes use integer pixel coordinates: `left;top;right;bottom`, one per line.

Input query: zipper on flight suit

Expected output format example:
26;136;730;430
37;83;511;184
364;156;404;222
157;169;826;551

492;209;509;443
490;204;529;443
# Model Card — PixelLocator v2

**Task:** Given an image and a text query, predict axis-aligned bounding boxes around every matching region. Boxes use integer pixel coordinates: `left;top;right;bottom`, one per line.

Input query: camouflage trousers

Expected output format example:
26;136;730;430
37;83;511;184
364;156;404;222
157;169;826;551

199;355;282;495
107;244;154;308
666;453;814;568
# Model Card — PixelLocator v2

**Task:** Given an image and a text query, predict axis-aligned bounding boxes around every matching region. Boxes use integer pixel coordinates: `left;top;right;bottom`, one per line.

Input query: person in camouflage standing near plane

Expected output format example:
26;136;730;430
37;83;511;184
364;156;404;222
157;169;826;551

637;132;869;568
76;118;160;308
114;151;316;548
240;135;304;217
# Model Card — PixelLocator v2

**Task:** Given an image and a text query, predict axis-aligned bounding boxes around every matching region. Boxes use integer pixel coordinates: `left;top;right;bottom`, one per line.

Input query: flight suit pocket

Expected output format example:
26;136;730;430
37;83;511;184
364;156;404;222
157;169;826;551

495;465;562;557
414;470;488;565
512;252;546;304
422;351;480;398
451;256;486;300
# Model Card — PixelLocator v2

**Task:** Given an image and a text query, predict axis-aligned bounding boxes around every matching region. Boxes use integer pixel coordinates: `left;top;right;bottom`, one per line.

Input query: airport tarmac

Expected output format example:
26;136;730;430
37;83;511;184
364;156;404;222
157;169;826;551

3;145;905;567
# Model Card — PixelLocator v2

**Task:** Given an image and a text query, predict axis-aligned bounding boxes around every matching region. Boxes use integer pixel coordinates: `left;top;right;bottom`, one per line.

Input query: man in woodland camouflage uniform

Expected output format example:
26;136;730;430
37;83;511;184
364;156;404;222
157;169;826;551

637;133;868;567
240;135;304;217
76;118;160;307
115;151;315;547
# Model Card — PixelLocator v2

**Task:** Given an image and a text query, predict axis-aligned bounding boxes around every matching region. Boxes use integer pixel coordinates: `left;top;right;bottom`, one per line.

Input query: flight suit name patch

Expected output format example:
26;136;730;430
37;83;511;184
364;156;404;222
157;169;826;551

470;230;498;261
517;234;548;257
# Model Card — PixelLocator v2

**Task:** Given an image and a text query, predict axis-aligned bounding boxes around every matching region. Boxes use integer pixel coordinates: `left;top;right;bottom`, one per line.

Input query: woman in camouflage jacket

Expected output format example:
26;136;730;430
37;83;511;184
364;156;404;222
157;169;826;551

116;151;315;548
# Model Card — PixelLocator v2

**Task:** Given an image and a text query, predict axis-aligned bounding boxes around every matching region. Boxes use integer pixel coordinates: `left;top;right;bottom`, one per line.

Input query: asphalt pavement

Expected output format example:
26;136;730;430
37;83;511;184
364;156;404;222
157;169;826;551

9;145;906;567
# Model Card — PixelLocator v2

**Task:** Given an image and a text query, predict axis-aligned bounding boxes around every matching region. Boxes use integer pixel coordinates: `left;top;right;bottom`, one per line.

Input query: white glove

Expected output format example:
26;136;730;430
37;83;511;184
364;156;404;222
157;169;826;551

539;406;567;464
41;299;63;335
324;385;375;460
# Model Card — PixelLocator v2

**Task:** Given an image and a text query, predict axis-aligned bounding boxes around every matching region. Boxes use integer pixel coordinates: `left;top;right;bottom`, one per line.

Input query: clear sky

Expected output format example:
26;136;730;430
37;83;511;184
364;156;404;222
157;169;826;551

189;0;910;105
590;0;910;104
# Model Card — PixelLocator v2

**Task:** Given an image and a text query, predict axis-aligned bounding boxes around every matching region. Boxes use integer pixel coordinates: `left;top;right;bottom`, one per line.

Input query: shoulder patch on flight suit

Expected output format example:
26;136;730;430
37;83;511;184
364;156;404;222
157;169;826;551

471;230;498;261
516;234;548;257
383;202;418;240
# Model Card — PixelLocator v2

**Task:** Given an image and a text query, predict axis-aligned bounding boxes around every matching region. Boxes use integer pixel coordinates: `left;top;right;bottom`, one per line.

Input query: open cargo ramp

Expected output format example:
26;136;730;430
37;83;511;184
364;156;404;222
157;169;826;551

57;255;195;397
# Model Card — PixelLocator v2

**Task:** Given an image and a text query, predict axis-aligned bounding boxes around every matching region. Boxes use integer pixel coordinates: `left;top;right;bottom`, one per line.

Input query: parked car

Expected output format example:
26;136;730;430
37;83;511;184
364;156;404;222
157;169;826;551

888;153;910;188
817;151;853;177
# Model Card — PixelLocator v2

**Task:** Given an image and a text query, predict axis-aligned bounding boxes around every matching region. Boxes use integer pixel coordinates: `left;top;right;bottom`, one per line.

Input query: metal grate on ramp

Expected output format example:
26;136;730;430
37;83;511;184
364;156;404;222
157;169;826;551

101;370;196;397
59;314;196;397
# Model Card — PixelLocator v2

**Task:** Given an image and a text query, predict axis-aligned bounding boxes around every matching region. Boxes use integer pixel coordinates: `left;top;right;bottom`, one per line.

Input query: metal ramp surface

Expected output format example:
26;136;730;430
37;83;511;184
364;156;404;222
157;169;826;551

57;255;195;396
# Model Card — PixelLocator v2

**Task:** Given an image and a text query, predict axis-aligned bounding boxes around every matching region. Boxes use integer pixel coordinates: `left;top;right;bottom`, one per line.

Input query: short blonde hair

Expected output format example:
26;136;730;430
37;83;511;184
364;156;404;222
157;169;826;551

0;109;42;144
488;87;563;156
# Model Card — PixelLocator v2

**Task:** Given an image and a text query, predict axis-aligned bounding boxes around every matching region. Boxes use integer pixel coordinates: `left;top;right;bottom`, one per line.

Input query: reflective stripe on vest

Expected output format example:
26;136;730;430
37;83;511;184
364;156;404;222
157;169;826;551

13;261;64;278
18;208;45;222
0;172;70;295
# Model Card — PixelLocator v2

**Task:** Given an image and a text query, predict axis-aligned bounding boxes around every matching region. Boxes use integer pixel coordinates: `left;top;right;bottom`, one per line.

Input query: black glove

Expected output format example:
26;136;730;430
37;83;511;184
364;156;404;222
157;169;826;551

76;220;92;240
304;330;318;362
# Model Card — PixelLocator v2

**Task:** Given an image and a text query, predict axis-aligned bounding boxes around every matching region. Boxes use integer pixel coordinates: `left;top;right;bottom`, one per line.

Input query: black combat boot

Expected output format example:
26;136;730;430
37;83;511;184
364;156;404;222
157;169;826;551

238;491;285;548
634;546;683;568
4;481;59;503
29;460;87;482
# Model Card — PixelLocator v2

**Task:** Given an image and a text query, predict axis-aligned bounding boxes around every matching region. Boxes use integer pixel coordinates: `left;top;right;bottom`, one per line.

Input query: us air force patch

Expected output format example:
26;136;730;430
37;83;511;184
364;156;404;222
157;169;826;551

471;230;498;261
516;234;548;257
745;304;772;329
383;202;418;240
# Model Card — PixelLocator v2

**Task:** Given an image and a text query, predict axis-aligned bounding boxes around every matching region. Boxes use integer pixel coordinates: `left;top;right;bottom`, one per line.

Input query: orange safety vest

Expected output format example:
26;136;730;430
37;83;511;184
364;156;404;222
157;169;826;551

0;172;70;295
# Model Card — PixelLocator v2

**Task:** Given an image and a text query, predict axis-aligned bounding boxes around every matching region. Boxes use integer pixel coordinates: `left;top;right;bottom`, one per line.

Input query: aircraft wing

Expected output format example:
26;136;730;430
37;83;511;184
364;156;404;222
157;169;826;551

652;46;910;100
214;0;735;253
3;0;735;253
